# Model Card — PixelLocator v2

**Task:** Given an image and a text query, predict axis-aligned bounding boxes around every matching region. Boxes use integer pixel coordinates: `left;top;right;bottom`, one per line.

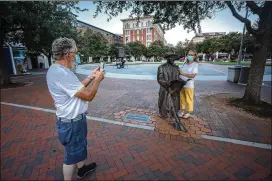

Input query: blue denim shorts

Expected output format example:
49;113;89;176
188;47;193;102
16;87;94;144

56;114;88;165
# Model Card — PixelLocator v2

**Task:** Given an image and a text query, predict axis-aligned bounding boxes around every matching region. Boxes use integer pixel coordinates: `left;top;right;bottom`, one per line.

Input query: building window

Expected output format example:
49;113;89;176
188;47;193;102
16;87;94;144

141;22;143;27
125;23;130;29
126;37;129;43
137;36;140;41
147;21;151;27
137;30;139;34
147;34;151;40
147;28;151;34
125;30;129;35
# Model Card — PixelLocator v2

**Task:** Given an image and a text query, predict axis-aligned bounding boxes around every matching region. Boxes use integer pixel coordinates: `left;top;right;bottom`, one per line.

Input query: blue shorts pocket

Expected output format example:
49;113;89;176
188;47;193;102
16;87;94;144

64;139;87;164
56;119;72;146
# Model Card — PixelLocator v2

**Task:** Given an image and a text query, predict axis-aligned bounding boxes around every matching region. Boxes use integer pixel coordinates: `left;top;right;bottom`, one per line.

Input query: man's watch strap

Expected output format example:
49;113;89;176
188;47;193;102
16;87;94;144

87;75;94;80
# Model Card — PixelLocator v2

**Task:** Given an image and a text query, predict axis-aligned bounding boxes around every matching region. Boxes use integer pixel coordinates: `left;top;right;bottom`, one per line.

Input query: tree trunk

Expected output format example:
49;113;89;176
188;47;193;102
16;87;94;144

48;52;52;66
242;41;267;104
242;2;272;104
0;29;11;86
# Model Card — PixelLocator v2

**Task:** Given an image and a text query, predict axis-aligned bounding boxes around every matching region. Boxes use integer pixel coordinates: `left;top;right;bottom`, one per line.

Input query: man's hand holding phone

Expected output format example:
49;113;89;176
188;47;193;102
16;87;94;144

94;68;105;82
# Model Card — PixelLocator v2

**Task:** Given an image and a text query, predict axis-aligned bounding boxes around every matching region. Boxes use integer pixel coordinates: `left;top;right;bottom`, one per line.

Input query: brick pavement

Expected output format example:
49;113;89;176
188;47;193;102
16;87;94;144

2;74;271;144
1;105;271;180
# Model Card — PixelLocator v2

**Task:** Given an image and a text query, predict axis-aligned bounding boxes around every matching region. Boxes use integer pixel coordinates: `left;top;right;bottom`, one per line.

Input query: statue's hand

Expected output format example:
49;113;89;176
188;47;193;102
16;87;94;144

166;81;171;88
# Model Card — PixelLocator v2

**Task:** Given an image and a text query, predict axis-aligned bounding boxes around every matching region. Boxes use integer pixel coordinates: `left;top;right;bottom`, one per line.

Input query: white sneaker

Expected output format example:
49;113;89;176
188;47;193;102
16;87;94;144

182;113;191;119
178;111;185;118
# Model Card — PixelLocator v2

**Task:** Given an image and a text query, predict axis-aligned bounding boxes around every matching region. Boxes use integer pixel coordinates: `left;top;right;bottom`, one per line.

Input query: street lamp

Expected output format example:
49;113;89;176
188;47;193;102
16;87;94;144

237;6;248;67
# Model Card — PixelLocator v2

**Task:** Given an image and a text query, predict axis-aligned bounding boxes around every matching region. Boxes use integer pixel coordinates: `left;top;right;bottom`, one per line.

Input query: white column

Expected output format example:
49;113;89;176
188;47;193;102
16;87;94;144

108;56;111;63
216;51;219;59
27;56;32;69
9;46;17;75
88;57;92;63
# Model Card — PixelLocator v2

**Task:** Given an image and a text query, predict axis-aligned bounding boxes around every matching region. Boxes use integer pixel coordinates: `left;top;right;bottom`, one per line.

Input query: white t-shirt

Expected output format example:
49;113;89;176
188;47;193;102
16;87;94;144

46;64;88;119
179;62;199;88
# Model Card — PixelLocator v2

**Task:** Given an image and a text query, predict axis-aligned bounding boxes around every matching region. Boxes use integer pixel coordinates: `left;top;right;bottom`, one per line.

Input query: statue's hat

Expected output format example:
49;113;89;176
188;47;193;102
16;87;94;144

164;53;179;59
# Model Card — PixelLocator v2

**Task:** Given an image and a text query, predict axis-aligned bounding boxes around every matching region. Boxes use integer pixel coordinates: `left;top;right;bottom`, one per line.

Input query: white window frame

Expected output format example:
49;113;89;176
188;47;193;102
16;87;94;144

125;30;129;36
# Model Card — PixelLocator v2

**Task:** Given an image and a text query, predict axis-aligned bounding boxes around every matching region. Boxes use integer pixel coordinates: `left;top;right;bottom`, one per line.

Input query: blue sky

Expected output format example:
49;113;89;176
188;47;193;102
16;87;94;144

76;1;258;45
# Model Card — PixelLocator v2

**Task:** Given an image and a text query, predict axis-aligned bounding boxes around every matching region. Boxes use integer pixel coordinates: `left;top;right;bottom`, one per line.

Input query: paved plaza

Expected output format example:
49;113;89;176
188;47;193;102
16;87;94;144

1;64;271;180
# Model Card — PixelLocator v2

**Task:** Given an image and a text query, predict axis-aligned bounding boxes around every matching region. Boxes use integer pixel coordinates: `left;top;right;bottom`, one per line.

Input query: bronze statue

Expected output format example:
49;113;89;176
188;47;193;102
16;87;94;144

157;54;188;132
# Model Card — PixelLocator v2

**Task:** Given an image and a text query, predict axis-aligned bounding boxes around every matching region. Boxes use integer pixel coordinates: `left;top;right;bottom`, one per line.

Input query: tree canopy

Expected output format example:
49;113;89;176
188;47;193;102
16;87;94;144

194;32;255;55
146;40;165;60
126;41;147;61
0;1;84;84
77;29;109;60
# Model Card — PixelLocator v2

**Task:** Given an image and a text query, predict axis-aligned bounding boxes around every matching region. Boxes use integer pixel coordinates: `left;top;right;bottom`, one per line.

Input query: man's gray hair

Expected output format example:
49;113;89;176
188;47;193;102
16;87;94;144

51;37;77;60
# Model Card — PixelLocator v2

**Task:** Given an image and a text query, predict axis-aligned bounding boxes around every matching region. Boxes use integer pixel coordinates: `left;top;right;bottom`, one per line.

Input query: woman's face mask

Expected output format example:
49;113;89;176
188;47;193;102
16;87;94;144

187;56;194;62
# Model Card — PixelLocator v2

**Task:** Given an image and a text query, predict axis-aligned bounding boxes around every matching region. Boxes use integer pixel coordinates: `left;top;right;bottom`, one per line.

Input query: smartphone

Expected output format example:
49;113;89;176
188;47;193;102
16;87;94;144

98;62;106;74
99;62;105;69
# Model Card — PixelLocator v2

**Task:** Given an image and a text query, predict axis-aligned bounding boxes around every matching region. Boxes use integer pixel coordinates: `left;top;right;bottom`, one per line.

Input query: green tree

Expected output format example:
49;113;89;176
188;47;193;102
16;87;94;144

0;1;84;85
126;41;146;61
108;42;124;58
195;32;255;55
93;1;272;103
77;29;109;62
175;41;187;57
147;40;165;61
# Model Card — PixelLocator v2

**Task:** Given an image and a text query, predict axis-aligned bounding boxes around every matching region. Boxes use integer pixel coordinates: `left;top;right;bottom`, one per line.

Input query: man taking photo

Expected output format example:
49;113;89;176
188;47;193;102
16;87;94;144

46;37;104;180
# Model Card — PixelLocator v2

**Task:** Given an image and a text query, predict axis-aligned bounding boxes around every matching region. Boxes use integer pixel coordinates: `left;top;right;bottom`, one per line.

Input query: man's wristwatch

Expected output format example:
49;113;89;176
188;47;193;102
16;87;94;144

87;75;94;80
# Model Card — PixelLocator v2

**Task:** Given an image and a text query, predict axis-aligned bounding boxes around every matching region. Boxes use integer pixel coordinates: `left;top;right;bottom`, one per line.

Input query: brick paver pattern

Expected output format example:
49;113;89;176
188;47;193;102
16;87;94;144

1;73;271;180
2;74;271;143
1;105;271;180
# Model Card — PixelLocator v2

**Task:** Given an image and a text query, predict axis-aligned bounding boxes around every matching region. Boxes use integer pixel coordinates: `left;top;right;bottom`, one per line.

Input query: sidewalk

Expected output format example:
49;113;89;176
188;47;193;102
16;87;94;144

2;74;271;143
1;105;271;180
1;73;271;180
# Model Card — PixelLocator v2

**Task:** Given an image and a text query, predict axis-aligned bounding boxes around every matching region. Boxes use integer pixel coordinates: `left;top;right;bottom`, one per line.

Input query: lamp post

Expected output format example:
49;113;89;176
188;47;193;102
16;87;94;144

237;6;248;67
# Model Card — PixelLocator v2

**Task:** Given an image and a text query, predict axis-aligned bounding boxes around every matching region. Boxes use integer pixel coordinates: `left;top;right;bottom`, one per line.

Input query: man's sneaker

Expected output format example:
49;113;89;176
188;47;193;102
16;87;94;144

77;162;97;179
178;111;185;118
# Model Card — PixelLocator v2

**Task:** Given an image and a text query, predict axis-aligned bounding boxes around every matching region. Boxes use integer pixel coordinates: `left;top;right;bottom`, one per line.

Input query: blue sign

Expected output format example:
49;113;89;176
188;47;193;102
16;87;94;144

124;113;150;123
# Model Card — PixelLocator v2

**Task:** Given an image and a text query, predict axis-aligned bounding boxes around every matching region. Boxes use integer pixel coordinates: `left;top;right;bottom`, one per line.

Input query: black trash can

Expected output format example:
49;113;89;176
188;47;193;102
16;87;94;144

238;66;250;84
227;66;241;83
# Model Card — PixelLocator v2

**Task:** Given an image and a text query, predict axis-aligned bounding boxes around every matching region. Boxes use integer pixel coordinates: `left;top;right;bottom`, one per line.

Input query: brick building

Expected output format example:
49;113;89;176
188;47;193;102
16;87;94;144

74;20;123;44
121;16;166;47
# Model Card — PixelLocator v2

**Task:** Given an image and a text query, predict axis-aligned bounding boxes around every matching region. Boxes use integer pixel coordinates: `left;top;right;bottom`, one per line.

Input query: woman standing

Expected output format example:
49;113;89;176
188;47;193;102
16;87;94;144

179;50;199;119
